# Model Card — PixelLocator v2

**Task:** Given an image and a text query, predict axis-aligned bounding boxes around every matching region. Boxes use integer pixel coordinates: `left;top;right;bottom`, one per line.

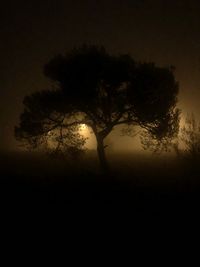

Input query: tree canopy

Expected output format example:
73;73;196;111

15;45;180;171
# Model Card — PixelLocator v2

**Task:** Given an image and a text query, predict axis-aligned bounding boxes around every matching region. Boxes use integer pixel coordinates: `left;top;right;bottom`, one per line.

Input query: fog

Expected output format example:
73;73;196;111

80;124;144;153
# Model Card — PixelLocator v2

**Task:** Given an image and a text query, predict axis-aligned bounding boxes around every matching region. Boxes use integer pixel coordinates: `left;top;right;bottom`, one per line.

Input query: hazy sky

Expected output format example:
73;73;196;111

1;0;200;151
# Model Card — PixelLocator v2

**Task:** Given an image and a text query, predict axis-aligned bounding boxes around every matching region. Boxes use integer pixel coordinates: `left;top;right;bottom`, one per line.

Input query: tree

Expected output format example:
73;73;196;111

174;114;200;160
15;45;180;172
15;90;86;157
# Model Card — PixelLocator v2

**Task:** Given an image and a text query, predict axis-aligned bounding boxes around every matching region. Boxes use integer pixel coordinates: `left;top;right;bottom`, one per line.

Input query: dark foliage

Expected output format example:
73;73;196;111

15;45;179;171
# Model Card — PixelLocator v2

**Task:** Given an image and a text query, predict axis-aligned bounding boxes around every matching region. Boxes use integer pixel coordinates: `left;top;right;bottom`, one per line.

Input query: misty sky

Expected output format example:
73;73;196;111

1;0;200;151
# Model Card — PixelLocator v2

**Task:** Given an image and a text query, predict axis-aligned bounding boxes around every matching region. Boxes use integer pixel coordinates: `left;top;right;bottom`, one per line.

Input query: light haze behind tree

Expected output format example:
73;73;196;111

15;45;180;172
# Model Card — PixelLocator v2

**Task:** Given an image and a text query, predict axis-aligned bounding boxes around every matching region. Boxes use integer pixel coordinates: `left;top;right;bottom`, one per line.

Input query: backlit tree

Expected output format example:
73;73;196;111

15;45;179;172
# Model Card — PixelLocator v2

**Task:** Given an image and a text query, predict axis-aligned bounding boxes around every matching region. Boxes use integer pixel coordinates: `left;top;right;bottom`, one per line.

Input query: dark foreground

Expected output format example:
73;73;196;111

1;151;200;225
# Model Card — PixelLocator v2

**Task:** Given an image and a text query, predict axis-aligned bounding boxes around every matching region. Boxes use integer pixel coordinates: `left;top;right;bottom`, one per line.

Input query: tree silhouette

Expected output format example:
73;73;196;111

174;114;200;160
15;45;179;172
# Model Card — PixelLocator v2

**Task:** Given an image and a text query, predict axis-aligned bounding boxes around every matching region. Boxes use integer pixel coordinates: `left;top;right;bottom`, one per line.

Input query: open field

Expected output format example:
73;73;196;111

0;150;200;222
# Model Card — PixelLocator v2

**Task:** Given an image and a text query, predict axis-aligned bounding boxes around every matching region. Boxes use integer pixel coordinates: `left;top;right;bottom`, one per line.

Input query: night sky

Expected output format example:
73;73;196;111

1;0;200;151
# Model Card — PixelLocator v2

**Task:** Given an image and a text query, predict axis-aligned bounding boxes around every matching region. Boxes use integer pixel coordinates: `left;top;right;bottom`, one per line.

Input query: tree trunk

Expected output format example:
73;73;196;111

96;135;110;174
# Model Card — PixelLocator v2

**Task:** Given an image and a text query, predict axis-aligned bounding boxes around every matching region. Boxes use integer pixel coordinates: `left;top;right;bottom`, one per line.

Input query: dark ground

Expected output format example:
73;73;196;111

1;150;200;224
